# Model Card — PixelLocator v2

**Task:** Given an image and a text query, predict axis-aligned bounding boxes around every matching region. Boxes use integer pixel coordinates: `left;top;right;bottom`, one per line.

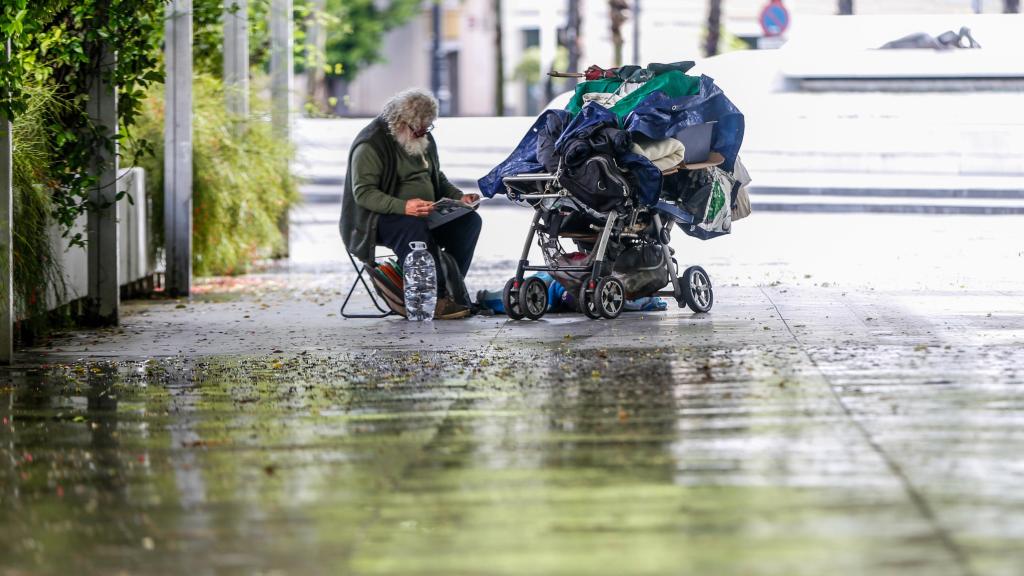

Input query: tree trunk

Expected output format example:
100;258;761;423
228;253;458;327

704;0;721;58
609;0;628;66
838;0;854;15
1005;0;1020;13
494;0;504;116
566;0;581;88
633;0;641;66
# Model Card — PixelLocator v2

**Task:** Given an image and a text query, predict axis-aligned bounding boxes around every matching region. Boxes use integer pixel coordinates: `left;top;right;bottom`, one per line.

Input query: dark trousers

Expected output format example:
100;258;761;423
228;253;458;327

376;211;482;297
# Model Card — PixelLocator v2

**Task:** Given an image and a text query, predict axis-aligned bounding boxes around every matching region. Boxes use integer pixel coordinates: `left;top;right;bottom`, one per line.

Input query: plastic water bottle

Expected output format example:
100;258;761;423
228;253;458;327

403;241;436;321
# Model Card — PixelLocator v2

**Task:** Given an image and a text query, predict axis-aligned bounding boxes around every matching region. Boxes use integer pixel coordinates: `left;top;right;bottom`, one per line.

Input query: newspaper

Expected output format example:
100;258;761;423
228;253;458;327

427;197;479;229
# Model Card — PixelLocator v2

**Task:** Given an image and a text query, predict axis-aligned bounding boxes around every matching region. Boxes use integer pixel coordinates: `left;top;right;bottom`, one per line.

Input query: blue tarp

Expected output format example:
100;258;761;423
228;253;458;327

476;104;662;206
477;72;745;202
623;75;745;173
476;111;558;199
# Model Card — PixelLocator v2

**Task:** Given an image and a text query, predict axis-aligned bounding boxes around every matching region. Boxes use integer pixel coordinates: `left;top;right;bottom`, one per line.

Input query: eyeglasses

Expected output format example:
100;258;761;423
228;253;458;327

412;123;434;138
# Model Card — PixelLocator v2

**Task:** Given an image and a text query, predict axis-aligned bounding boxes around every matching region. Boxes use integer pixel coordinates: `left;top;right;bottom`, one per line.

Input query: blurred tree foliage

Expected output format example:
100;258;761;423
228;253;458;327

322;0;421;81
190;0;420;84
194;0;280;77
513;46;568;85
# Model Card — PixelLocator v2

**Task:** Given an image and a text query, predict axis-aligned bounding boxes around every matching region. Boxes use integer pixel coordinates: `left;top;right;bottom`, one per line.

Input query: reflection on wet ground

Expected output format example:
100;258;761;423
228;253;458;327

3;338;1022;575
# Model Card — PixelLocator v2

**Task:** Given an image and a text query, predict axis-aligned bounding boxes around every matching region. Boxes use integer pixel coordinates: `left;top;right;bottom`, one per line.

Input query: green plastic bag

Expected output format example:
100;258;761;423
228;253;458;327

565;71;701;120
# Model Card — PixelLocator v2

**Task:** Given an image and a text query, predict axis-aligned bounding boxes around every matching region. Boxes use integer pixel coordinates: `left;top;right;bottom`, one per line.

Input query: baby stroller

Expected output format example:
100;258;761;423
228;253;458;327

499;161;714;320
481;63;748;320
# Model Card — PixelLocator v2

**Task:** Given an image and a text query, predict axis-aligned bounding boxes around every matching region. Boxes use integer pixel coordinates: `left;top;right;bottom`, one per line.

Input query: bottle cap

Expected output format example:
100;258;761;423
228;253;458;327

409;241;427;251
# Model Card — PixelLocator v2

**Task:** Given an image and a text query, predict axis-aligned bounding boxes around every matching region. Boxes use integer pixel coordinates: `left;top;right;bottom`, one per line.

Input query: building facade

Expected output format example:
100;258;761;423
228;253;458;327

336;0;1013;117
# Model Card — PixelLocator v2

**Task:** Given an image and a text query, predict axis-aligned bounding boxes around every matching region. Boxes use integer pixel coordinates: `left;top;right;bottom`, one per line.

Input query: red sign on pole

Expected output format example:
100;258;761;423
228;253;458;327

759;0;790;37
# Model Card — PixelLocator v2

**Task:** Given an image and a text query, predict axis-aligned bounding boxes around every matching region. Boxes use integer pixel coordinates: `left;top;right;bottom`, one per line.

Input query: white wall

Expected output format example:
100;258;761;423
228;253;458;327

37;167;150;319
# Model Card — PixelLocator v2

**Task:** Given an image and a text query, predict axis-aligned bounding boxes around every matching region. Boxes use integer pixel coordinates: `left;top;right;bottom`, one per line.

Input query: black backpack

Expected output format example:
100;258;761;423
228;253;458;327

560;154;632;213
436;250;471;307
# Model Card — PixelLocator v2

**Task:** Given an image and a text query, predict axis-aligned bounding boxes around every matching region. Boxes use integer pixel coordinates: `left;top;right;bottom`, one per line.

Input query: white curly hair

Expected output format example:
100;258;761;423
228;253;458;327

381;89;438;137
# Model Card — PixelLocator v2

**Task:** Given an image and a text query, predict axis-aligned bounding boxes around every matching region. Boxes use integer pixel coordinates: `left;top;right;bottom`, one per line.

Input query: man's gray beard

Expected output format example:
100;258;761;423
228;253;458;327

396;132;430;156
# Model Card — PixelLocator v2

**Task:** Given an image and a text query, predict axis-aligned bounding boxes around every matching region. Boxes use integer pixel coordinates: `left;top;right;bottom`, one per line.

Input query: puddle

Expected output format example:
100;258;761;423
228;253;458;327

0;346;1006;574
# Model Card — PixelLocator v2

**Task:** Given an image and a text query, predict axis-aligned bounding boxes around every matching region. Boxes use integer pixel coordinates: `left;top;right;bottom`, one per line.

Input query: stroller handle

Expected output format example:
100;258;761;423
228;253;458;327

502;173;557;183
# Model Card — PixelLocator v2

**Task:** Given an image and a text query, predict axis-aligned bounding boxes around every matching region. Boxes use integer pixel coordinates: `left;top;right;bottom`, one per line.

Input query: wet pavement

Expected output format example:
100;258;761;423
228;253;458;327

3;210;1024;575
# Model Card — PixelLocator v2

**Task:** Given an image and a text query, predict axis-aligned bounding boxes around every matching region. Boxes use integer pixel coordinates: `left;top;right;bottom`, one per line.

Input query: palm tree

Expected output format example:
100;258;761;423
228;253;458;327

838;0;853;15
704;0;721;58
609;0;629;66
567;0;581;78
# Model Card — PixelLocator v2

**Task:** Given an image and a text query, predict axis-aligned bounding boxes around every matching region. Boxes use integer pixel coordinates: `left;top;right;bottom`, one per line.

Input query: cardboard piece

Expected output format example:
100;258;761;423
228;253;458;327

660;152;725;175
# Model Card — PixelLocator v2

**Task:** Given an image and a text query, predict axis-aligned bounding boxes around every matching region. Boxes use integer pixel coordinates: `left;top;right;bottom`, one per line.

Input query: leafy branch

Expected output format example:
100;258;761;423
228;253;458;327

0;0;164;246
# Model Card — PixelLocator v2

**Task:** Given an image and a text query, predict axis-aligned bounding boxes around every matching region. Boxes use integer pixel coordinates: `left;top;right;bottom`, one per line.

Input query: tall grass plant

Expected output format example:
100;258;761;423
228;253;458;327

129;74;299;276
9;84;67;326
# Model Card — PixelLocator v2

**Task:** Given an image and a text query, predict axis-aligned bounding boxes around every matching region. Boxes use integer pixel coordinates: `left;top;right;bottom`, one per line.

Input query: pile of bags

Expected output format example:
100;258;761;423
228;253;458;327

478;61;753;239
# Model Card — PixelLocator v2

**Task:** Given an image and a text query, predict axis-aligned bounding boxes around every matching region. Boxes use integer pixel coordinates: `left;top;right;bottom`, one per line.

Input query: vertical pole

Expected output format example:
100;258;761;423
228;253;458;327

431;3;441;101
270;0;292;257
431;3;450;116
704;0;721;57
610;0;627;67
567;0;580;86
223;0;249;119
1;38;12;364
494;0;504;115
270;0;293;139
87;12;120;325
305;0;328;114
165;0;193;297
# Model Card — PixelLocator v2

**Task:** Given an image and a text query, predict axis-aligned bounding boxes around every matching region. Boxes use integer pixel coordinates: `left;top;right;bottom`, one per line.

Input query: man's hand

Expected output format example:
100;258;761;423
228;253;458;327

405;198;434;218
461;193;481;206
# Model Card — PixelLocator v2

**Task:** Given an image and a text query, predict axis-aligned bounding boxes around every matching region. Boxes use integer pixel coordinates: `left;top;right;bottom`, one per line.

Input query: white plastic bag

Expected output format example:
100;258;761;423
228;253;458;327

684;167;733;240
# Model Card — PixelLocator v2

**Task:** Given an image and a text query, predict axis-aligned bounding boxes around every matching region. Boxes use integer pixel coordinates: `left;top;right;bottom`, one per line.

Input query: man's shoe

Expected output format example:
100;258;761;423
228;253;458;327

434;297;471;319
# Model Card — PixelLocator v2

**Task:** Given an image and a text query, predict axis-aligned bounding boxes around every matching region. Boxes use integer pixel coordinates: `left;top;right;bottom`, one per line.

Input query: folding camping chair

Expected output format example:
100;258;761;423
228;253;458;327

340;248;399;319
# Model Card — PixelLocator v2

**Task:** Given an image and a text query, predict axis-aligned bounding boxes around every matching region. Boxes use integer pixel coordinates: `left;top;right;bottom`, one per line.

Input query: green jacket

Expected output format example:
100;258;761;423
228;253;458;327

340;117;461;262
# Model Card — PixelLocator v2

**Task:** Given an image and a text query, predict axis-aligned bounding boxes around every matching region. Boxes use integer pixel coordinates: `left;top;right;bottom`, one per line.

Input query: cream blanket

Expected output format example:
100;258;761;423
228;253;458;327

630;138;686;171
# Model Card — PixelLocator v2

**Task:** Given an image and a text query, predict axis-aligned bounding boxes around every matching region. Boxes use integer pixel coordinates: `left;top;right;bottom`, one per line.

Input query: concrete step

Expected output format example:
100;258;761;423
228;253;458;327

294;115;1024;215
749;194;1024;215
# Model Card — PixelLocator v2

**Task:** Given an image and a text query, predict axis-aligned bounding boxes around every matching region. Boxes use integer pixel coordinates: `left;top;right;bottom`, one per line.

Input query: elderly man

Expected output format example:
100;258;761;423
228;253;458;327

340;89;482;319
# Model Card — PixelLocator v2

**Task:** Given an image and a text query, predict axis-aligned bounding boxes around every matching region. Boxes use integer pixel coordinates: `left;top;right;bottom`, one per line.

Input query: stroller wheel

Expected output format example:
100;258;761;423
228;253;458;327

578;278;601;319
519;276;548;320
503;278;525;320
596;277;625;319
681;266;714;313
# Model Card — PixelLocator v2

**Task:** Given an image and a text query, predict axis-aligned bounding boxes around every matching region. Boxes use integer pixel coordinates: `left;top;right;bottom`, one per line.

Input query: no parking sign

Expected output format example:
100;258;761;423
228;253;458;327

759;0;790;37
